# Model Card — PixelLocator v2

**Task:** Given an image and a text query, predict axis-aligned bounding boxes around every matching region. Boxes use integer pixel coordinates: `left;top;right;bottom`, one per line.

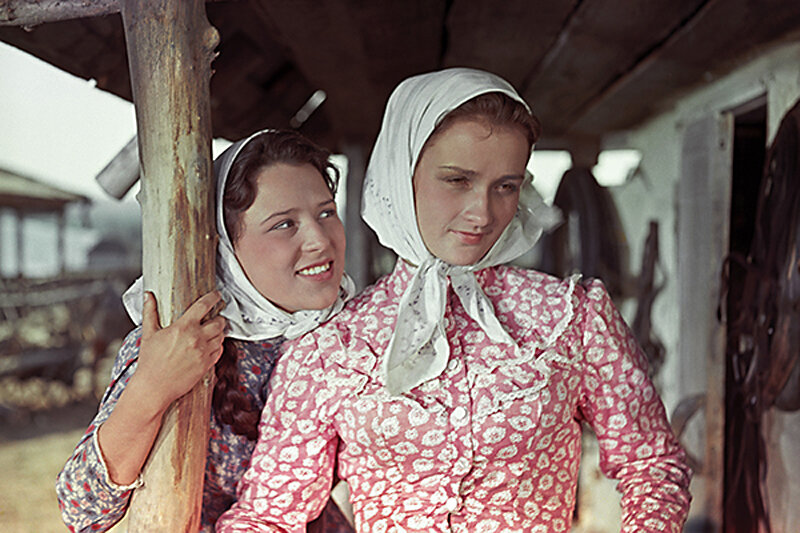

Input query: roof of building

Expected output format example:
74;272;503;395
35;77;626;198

0;168;89;211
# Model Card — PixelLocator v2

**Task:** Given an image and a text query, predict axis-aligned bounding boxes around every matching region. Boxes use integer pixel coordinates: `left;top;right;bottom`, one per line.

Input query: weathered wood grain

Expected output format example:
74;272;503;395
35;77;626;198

120;0;218;530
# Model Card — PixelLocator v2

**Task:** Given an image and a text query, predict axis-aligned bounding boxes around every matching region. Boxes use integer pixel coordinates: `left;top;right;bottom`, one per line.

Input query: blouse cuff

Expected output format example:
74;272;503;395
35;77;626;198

91;426;145;491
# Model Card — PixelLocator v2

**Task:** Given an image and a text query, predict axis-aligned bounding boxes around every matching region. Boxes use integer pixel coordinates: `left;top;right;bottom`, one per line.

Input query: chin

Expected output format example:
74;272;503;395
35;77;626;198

441;252;485;266
435;241;492;266
306;291;340;310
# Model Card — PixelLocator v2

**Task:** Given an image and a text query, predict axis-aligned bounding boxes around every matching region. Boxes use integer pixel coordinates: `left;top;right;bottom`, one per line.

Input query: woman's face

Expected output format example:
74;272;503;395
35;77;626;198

412;118;530;265
233;162;346;312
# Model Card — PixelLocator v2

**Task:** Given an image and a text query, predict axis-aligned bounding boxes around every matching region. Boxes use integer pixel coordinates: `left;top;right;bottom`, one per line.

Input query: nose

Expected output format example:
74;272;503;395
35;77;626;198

463;189;493;227
300;220;331;252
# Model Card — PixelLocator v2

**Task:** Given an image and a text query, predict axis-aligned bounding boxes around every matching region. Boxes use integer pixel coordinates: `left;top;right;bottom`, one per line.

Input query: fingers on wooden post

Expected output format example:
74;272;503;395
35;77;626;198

142;291;162;336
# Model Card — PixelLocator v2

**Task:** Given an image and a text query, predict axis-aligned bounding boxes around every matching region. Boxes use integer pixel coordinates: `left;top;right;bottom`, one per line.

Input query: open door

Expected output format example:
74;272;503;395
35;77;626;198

724;97;800;532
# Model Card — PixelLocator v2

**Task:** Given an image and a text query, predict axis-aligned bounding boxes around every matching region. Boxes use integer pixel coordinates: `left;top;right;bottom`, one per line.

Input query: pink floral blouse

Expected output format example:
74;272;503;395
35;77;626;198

217;261;691;532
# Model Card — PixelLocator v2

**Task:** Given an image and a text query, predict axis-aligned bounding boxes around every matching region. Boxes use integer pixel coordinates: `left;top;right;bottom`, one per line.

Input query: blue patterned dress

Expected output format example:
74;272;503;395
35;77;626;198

56;328;352;532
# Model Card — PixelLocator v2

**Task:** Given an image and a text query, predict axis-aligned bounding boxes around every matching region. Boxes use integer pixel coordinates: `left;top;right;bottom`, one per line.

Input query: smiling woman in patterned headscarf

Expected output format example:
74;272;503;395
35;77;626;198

57;129;355;532
218;68;692;533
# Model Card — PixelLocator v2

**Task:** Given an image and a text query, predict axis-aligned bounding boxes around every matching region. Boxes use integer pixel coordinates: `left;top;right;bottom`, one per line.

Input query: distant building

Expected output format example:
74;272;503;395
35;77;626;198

0;168;90;278
86;237;131;272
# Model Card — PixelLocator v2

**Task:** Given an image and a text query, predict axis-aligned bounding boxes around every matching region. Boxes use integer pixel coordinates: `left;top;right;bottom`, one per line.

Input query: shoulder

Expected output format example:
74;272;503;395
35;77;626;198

483;265;581;308
119;326;142;355
318;271;399;338
574;277;630;336
228;337;282;365
482;266;589;345
571;276;617;319
226;337;283;386
279;277;398;374
579;276;614;303
344;271;399;315
485;264;568;291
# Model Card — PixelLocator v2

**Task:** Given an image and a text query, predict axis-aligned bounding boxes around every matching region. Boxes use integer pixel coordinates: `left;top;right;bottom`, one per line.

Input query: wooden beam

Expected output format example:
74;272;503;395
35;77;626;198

0;0;226;26
444;0;577;90
0;0;120;26
702;111;733;533
676;113;732;531
95;136;139;200
14;208;23;278
519;0;707;139
120;0;219;530
251;0;444;142
56;208;65;275
571;0;800;136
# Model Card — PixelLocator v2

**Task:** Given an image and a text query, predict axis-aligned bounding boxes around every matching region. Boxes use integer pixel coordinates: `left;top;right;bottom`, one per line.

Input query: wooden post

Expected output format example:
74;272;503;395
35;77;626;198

56;208;66;275
120;0;219;530
0;0;119;25
340;142;370;290
677;114;733;530
703;112;734;532
14;208;23;278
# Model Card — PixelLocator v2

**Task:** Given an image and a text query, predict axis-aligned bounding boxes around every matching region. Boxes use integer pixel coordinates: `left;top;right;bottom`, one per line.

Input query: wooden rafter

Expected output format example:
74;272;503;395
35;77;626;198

0;0;119;26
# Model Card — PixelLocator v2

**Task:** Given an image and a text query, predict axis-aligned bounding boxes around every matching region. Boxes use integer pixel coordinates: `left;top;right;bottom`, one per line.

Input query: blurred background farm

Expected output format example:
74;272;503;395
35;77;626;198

0;42;141;531
0;178;139;531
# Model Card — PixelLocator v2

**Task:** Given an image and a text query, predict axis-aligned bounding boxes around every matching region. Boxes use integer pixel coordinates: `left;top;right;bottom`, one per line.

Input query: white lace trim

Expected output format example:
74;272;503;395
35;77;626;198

471;273;582;423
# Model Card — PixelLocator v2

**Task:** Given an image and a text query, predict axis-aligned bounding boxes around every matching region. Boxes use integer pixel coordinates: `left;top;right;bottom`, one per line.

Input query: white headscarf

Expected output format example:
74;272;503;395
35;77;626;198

362;68;561;395
123;129;355;341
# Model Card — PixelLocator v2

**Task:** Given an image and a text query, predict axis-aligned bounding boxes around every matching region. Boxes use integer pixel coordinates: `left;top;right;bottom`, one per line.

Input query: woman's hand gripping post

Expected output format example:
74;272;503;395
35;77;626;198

96;290;227;485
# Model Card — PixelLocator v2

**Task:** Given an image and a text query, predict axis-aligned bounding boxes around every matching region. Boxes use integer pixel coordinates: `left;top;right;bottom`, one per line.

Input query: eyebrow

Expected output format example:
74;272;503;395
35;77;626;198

260;199;335;226
439;165;477;176
439;165;525;181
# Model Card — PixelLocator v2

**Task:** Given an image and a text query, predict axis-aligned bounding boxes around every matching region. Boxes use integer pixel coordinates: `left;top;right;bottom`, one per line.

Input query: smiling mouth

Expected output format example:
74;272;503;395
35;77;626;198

297;261;332;276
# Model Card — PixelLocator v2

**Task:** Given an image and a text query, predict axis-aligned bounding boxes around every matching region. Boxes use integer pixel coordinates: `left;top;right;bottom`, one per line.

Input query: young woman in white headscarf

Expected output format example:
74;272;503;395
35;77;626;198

216;69;692;532
56;130;356;532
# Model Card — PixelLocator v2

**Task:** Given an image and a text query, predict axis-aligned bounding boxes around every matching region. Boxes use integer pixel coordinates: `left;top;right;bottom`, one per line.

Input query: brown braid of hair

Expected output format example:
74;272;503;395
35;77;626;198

212;339;260;440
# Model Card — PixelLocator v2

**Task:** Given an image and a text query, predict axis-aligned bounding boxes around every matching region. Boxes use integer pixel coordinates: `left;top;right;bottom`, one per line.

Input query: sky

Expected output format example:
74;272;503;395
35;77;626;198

0;41;138;201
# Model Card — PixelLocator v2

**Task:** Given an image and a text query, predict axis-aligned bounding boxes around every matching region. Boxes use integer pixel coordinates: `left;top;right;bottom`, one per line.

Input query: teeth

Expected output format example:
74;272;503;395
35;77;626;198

298;262;331;276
